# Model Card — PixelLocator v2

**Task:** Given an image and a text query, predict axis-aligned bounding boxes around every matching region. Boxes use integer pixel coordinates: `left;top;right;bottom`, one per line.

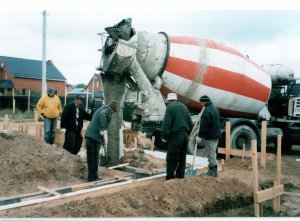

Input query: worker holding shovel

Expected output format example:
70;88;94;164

196;95;221;177
161;93;193;180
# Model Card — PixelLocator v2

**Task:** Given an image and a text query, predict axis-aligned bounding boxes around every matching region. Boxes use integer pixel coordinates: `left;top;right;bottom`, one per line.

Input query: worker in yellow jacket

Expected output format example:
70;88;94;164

37;88;62;145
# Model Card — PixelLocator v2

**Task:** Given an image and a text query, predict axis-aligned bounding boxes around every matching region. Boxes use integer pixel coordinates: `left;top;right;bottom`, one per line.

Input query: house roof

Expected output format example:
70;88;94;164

67;88;87;95
0;56;66;81
0;80;14;89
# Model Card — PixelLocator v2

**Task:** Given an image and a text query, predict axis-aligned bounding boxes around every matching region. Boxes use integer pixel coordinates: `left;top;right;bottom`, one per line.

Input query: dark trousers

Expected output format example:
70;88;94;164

166;131;189;180
63;131;83;155
86;137;101;181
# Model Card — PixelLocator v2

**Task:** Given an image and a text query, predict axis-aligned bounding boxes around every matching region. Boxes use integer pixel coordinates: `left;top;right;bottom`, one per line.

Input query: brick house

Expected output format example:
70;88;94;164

0;56;66;96
86;73;103;98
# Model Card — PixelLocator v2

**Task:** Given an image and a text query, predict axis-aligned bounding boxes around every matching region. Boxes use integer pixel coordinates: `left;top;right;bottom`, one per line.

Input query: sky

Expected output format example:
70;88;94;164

1;0;300;85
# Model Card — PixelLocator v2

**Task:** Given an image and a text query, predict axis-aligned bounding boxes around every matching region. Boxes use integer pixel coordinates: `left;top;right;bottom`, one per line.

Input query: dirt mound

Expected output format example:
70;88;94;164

120;149;166;170
0;131;87;197
10;177;252;217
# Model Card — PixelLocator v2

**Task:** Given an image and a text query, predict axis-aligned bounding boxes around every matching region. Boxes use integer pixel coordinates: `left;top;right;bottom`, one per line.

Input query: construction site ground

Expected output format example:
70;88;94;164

0;129;300;217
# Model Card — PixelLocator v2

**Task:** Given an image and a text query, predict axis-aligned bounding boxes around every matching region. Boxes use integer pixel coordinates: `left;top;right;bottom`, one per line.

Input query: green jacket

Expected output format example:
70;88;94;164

85;105;112;143
161;101;193;141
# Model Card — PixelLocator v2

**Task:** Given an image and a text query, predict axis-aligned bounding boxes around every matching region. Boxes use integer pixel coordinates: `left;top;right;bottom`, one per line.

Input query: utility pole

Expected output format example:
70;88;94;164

42;10;47;96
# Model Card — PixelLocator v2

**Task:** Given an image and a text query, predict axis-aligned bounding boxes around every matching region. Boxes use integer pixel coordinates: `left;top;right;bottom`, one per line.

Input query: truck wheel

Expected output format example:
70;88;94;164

282;138;293;153
231;125;257;150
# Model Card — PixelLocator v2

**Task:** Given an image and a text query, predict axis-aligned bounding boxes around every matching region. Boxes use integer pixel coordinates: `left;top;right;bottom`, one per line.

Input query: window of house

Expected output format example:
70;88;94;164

22;88;27;95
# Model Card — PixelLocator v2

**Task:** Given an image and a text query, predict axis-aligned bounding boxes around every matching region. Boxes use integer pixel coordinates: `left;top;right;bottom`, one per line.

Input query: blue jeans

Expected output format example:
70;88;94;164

44;117;57;144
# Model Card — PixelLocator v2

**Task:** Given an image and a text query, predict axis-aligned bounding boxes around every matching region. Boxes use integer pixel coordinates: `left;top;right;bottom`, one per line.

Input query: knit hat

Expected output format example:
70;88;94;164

108;101;117;112
48;87;55;94
199;95;210;102
167;93;178;101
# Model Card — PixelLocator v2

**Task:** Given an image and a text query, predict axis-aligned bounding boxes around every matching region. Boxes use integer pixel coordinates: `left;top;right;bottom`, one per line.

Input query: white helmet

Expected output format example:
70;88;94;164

167;93;178;101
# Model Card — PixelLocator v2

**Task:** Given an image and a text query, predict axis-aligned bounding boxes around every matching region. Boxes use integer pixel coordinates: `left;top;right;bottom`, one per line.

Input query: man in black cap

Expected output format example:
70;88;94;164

85;100;117;182
37;87;62;145
60;95;91;155
196;95;221;177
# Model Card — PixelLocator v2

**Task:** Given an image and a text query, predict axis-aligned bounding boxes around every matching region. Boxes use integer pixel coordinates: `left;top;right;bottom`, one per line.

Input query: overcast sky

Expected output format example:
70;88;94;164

1;0;300;85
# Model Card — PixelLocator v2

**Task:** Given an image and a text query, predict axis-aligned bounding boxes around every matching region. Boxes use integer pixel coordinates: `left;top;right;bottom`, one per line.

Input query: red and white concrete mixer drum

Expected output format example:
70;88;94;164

160;36;272;118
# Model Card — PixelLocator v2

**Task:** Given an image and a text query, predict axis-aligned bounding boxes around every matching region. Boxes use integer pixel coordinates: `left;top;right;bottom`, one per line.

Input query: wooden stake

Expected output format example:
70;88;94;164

221;159;224;172
12;99;15;115
225;121;231;160
134;137;138;148
273;135;282;213
151;136;155;152
260;121;267;168
252;139;260;217
242;144;246;163
27;89;31;112
34;109;38;122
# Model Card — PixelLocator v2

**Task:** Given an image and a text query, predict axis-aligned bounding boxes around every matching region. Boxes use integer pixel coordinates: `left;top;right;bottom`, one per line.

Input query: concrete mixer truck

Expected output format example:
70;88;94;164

99;18;300;155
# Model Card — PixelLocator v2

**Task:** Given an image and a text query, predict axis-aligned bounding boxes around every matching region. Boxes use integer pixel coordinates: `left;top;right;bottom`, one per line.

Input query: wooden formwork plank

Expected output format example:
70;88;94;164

242;144;246;163
0;175;165;215
108;163;129;170
225;121;231;160
273;135;282;212
37;186;62;197
260;121;267;168
256;185;284;203
252;140;260;217
218;148;275;160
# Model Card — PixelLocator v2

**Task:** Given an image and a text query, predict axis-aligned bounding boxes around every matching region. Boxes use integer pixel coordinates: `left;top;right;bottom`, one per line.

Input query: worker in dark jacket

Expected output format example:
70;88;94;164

161;93;193;180
60;95;91;155
85;101;117;182
196;95;221;177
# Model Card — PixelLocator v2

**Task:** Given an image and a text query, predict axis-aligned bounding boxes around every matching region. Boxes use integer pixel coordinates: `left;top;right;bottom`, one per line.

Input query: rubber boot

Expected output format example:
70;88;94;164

212;165;218;177
200;165;218;177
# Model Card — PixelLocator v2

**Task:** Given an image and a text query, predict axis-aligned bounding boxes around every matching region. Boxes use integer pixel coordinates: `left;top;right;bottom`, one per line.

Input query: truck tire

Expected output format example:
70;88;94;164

230;125;257;150
282;137;293;153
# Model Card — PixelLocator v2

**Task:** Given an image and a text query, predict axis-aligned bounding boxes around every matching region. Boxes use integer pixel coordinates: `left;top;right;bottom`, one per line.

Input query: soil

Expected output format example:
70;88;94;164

1;130;300;217
0;131;87;197
7;177;253;217
119;148;166;170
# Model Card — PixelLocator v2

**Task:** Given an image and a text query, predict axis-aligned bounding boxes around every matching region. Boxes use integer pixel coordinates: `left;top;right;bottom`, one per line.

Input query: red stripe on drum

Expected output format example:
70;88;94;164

165;56;270;102
160;85;257;118
169;36;268;74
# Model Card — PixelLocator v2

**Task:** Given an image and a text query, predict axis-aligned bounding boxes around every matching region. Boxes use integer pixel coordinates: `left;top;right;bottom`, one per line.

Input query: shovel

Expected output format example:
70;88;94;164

185;107;205;176
185;140;200;176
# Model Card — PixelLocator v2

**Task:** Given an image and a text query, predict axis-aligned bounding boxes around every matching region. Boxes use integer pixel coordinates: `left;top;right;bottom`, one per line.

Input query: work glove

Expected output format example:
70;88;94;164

162;138;167;143
61;128;66;133
196;136;201;144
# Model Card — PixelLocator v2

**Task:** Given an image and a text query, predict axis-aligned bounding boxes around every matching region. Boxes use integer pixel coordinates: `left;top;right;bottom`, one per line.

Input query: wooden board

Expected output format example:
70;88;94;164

218;147;275;160
0;175;165;215
256;185;284;203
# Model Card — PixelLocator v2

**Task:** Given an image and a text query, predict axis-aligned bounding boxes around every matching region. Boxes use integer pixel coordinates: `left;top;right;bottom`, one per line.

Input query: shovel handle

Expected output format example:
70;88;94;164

189;106;205;139
191;140;199;169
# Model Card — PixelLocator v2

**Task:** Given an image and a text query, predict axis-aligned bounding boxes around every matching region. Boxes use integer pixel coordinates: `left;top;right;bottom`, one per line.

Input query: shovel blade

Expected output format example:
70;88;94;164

185;168;196;176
